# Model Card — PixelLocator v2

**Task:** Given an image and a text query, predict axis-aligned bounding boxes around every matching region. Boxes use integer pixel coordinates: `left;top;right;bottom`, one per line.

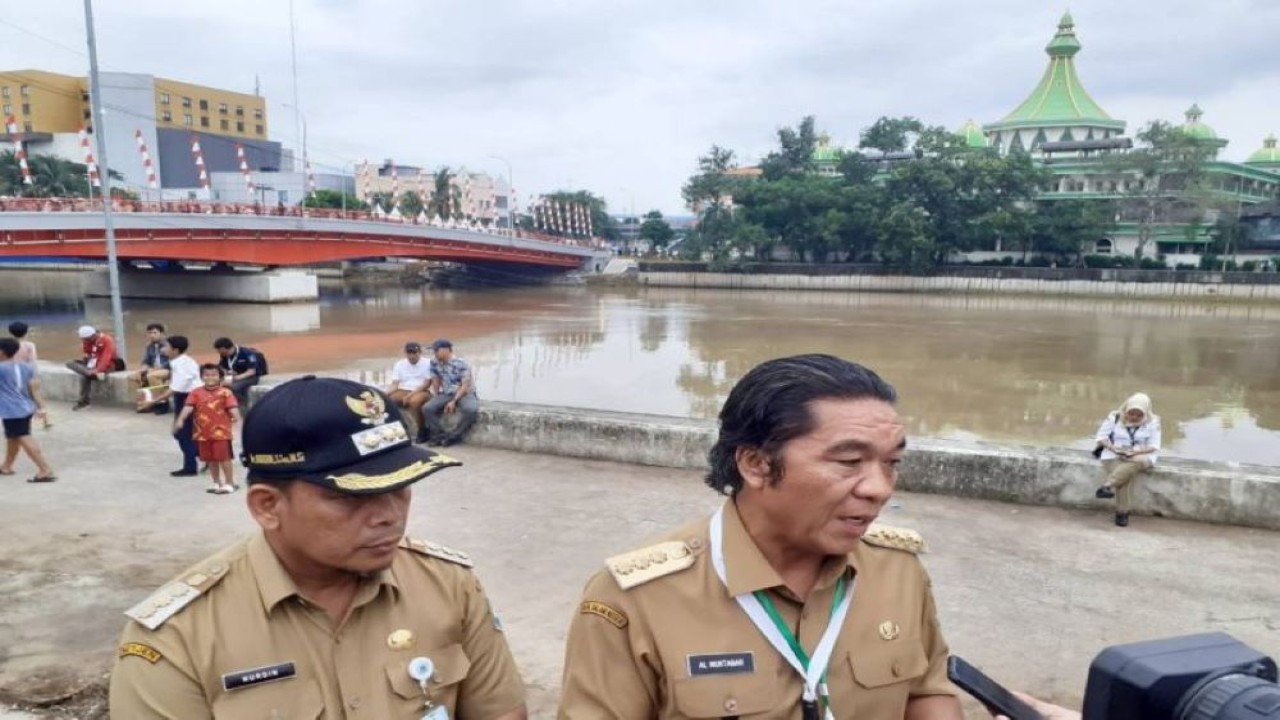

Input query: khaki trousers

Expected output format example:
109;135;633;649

1102;457;1153;513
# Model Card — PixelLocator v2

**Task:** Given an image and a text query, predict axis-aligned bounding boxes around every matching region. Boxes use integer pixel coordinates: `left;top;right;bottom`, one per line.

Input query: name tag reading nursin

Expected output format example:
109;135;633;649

687;652;755;676
222;662;297;691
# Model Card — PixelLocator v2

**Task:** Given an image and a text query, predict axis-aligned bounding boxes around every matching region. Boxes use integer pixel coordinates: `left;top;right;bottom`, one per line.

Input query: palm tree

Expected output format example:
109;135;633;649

427;167;462;220
1;150;92;197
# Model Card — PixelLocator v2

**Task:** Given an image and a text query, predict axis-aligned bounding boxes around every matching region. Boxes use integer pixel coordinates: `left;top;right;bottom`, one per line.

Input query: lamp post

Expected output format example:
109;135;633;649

487;155;513;230
282;103;308;218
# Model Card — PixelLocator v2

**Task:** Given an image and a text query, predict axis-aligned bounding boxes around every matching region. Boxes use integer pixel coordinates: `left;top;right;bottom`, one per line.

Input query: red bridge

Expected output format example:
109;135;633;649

0;199;608;270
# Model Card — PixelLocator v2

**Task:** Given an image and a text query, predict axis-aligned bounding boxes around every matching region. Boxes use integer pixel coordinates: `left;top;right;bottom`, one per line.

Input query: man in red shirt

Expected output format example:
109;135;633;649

65;325;119;410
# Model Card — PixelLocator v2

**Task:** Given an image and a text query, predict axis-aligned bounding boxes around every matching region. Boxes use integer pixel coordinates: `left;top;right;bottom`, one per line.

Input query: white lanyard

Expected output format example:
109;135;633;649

709;506;854;717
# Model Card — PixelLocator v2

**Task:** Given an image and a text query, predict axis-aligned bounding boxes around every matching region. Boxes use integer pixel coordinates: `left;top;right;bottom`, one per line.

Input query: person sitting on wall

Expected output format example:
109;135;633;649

66;325;120;411
213;337;265;406
388;341;434;443
423;339;479;447
1093;392;1162;528
131;323;172;415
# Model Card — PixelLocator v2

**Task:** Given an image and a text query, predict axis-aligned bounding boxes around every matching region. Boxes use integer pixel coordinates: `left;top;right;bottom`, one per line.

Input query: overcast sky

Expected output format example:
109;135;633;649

6;0;1278;214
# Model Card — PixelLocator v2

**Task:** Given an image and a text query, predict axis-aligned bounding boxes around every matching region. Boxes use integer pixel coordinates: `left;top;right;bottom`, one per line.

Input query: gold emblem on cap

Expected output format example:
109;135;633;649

346;390;389;426
387;629;415;650
878;620;900;641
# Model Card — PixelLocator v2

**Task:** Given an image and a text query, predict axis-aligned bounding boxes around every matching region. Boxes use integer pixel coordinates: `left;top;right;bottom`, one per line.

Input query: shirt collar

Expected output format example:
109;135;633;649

248;531;400;614
719;500;856;598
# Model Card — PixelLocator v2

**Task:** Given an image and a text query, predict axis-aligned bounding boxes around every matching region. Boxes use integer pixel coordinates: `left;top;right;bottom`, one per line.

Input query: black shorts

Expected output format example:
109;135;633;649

3;415;32;439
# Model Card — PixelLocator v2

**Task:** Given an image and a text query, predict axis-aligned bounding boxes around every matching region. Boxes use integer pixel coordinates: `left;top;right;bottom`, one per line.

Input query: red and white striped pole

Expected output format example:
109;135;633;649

79;127;101;189
6;115;34;186
390;161;399;201
236;143;254;194
134;129;158;191
190;136;209;191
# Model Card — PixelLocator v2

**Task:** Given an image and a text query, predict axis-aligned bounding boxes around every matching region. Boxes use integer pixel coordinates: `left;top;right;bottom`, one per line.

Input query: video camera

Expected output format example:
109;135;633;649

1083;632;1278;719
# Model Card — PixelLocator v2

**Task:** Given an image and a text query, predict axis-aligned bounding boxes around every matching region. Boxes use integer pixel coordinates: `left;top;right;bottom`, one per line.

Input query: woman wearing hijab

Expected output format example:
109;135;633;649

1093;393;1161;527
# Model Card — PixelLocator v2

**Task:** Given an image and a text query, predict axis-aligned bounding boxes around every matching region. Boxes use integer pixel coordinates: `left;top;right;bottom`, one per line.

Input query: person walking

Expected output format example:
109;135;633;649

66;325;118;410
1094;392;1162;527
173;364;241;494
109;377;528;720
423;338;479;447
0;338;55;483
150;336;201;477
7;321;38;371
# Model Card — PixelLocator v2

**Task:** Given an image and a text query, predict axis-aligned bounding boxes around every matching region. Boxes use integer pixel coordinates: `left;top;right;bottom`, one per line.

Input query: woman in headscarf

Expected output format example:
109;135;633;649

1093;393;1161;527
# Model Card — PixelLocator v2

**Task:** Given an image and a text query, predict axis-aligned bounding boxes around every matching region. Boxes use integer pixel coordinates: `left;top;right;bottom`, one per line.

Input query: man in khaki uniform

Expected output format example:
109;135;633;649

110;376;527;720
559;355;962;720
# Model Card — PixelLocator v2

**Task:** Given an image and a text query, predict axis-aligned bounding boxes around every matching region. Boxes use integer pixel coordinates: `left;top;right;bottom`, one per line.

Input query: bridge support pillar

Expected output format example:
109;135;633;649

85;269;318;303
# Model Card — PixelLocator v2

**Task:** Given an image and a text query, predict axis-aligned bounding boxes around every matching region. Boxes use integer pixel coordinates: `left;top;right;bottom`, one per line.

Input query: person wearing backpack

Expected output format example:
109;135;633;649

213;337;268;406
1093;393;1162;527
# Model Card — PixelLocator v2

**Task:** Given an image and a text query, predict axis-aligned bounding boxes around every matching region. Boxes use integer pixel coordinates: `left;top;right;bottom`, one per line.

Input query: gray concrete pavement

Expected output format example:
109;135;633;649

2;405;1278;718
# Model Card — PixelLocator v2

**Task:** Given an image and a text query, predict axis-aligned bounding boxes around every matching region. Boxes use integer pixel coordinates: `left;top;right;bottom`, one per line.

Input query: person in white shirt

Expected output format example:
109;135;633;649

1093;392;1161;527
388;341;434;443
151;336;202;477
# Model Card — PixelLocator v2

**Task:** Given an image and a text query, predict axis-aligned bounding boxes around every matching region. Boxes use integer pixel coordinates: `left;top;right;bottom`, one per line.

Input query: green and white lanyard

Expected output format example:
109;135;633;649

710;507;854;720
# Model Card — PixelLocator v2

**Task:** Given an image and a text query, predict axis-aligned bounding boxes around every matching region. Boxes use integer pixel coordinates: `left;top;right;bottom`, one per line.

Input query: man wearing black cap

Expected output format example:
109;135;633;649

389;341;434;443
424;338;480;447
109;376;528;720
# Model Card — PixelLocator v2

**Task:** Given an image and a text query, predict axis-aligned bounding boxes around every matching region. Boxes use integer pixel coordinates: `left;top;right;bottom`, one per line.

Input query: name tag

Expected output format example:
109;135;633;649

687;652;755;677
221;662;297;691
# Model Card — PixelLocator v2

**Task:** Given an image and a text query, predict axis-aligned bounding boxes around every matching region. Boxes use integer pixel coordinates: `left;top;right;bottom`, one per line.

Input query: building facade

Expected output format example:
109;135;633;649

355;160;513;226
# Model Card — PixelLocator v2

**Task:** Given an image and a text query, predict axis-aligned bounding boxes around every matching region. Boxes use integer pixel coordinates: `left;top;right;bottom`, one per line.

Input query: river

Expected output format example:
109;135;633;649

5;270;1280;466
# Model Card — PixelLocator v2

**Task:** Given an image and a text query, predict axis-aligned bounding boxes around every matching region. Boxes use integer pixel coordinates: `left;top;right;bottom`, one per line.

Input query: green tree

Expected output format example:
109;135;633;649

859;116;924;154
1;151;94;197
426;168;462;220
1026;200;1117;262
759;116;819;180
398;191;424;218
302;188;369;211
369;191;396;214
682;145;741;259
637;210;675;252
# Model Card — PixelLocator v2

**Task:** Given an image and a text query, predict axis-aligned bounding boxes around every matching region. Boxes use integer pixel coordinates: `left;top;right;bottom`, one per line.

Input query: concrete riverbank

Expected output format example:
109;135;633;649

2;404;1278;719
35;363;1280;531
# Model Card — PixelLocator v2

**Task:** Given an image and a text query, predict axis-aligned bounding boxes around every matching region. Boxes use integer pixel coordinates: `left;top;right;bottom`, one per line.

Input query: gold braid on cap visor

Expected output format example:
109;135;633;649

326;455;460;491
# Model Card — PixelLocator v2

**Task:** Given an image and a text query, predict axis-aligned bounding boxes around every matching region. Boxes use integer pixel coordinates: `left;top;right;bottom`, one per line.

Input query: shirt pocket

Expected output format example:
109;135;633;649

671;673;778;718
386;642;472;712
831;639;929;716
212;676;323;719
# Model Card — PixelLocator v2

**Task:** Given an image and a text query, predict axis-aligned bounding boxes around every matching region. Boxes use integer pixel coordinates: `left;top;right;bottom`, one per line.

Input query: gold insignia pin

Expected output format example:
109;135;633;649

186;573;208;586
346;390;389;426
387;629;415;650
878;621;900;641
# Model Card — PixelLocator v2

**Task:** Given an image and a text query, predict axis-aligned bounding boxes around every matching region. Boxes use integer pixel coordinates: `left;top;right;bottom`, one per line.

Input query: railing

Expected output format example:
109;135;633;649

0;197;611;250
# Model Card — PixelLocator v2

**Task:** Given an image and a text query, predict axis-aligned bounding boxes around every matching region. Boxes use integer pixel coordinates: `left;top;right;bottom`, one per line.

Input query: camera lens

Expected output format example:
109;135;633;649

1178;673;1280;720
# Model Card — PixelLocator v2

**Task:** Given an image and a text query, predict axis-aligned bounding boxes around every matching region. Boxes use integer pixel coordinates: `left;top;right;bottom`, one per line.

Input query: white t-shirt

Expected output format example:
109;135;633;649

168;354;201;394
390;358;432;393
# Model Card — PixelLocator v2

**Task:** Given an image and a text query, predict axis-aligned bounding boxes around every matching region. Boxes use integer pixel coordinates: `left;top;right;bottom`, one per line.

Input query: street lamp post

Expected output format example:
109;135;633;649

487;155;513;230
282;103;308;219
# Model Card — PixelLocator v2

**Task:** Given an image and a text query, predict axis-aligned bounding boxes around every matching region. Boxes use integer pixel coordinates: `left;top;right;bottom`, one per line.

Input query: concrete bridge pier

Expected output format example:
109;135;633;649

85;267;318;303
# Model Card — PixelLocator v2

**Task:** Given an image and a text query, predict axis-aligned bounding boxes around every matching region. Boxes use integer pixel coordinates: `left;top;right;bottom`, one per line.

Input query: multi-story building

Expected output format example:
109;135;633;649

356;160;514;226
0;69;283;194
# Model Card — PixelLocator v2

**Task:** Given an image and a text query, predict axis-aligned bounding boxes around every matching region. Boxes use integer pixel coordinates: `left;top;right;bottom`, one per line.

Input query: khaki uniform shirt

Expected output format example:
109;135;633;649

109;532;524;719
559;501;954;719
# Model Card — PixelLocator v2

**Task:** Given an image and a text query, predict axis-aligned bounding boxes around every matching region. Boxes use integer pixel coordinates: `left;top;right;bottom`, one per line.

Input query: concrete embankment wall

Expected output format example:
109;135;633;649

35;363;1280;531
639;267;1280;301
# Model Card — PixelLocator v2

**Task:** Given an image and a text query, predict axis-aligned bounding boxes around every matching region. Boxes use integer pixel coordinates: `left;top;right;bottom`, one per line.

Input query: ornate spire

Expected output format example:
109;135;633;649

1046;10;1082;57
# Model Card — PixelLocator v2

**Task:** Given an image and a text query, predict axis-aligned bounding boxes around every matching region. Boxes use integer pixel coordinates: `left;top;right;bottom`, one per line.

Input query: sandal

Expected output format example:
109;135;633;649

27;475;57;483
0;469;14;476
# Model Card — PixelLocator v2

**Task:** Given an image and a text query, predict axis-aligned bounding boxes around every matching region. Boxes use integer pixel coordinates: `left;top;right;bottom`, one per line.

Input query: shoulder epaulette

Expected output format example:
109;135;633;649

606;541;695;590
124;562;231;630
861;525;927;555
403;537;474;568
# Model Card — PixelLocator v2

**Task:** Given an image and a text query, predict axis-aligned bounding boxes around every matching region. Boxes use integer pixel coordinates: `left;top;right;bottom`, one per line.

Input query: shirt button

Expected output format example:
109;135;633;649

892;661;903;677
348;697;361;710
688;538;703;550
724;698;738;712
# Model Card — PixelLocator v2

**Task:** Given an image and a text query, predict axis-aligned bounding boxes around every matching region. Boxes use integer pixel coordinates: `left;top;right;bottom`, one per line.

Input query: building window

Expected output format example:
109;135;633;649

160;92;170;105
21;103;30;115
23;121;31;132
83;109;92;120
236;121;245;132
182;96;192;108
162;110;172;122
1;104;9;116
199;99;208;111
0;87;8;98
254;108;263;120
1095;239;1113;255
200;116;209;128
218;102;228;114
235;106;244;117
220;119;229;130
20;85;30;97
183;113;193;126
255;124;263;135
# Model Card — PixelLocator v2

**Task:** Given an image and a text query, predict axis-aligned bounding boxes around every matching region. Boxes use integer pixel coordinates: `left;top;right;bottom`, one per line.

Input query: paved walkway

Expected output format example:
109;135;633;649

2;406;1278;718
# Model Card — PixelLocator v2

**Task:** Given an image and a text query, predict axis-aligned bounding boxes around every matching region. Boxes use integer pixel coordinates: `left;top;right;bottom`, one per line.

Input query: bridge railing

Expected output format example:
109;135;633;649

0;197;611;250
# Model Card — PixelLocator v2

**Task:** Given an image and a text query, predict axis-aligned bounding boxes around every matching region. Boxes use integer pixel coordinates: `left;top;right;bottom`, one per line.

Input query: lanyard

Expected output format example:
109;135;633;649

709;507;854;719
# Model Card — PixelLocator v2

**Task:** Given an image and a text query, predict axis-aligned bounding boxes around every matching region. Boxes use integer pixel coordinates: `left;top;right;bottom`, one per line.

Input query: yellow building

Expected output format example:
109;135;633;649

0;69;267;141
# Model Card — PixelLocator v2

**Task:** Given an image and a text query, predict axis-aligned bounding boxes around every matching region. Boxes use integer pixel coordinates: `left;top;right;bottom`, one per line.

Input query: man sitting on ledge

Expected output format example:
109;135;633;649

66;325;119;411
423;338;479;447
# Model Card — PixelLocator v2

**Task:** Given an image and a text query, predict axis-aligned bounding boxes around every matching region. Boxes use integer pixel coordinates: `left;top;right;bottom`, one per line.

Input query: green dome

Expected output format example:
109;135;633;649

812;133;842;163
1246;134;1280;167
958;119;989;148
1046;11;1082;57
1178;104;1219;141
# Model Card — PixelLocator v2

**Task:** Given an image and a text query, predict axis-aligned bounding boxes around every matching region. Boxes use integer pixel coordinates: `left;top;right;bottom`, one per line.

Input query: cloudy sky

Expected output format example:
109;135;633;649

6;0;1278;214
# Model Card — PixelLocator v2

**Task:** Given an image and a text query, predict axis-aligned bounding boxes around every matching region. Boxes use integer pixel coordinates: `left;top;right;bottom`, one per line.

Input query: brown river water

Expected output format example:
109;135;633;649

5;270;1279;466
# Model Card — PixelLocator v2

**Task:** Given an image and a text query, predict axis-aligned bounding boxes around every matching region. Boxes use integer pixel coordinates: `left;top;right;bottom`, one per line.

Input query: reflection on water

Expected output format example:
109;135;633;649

4;271;1279;466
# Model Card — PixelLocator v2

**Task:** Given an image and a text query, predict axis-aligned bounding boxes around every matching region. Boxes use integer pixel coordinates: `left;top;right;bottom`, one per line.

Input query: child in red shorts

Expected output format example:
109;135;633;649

175;363;242;494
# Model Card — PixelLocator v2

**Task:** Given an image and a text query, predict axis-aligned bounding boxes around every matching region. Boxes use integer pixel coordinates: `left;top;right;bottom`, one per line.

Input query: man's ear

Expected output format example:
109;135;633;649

246;484;286;531
735;446;773;491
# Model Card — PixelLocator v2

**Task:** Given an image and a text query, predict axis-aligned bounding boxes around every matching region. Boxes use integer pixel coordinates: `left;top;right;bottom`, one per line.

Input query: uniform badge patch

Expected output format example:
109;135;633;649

580;600;628;628
118;643;163;664
687;652;755;676
222;662;297;691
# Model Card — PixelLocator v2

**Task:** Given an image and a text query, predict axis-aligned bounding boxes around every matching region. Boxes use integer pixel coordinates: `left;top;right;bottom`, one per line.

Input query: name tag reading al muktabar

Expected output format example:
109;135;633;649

687;652;755;677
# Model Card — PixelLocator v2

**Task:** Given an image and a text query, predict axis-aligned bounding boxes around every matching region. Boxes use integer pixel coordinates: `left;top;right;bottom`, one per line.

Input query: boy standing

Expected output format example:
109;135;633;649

174;364;241;494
